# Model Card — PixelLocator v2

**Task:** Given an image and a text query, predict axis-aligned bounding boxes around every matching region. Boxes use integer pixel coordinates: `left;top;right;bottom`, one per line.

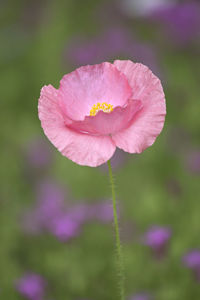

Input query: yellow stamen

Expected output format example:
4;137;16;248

90;102;114;116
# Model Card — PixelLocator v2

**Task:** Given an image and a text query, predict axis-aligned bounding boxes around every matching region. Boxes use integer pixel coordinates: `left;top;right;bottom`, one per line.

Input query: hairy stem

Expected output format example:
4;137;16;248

107;160;125;300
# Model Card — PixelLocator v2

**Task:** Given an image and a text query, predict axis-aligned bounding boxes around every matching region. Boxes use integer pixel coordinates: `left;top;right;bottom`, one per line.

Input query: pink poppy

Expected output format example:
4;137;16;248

38;60;166;167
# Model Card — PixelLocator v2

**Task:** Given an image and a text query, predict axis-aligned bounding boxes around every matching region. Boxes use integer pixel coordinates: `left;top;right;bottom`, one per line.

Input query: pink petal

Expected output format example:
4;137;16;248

67;99;143;135
112;60;166;153
59;62;132;121
38;85;116;167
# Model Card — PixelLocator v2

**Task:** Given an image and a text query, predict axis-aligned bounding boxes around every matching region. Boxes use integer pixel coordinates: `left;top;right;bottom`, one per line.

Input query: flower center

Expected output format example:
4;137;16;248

90;102;114;116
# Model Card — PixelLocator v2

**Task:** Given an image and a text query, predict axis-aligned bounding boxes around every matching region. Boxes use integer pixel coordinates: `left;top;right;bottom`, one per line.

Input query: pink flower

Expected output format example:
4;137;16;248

38;60;166;167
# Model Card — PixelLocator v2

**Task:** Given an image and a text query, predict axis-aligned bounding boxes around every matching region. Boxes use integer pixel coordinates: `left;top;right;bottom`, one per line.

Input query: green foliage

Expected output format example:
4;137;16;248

1;0;200;299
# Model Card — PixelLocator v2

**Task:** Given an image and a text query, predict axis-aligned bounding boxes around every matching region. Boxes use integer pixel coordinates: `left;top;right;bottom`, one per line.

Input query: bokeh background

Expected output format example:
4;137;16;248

1;0;200;299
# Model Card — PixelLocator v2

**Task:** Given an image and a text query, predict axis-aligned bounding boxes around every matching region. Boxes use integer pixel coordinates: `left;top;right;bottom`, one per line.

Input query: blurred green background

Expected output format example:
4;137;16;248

1;0;200;299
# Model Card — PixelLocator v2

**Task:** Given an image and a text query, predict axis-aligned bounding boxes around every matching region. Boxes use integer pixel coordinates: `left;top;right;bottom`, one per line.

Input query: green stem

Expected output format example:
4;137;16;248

107;160;125;300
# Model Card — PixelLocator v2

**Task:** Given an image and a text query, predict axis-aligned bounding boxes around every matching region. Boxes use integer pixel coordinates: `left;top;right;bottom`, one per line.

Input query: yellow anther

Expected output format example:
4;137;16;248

89;102;114;116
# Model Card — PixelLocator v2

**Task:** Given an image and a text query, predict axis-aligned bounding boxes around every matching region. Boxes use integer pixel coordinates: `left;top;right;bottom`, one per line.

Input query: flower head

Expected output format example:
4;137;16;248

38;60;166;167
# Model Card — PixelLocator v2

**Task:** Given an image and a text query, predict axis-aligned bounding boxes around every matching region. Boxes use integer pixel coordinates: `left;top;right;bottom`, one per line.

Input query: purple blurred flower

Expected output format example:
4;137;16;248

65;27;159;76
22;180;66;234
23;179;114;241
129;292;153;300
185;150;200;175
45;200;113;241
16;273;46;300
87;202;113;223
36;181;65;223
67;204;90;224
25;138;52;169
183;250;200;282
95;202;113;223
151;2;200;44
143;226;171;259
51;214;81;242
